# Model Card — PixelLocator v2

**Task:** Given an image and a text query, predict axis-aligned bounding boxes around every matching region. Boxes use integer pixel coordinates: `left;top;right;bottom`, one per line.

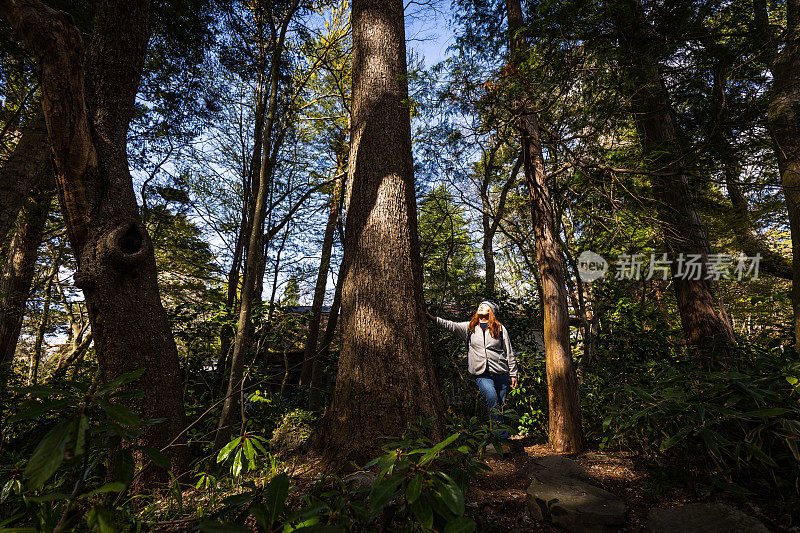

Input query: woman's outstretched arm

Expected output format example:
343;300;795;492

425;310;469;341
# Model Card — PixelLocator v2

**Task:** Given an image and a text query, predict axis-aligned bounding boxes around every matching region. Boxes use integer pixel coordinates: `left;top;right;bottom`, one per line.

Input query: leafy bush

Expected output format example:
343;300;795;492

596;346;800;496
199;413;503;532
0;369;166;531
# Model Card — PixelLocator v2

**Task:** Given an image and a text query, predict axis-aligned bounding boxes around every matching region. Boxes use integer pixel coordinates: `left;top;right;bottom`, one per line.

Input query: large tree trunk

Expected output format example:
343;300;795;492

0;111;50;257
3;0;189;485
507;0;583;452
614;0;736;354
310;0;445;463
299;138;347;386
0;188;51;391
756;0;800;351
214;6;297;451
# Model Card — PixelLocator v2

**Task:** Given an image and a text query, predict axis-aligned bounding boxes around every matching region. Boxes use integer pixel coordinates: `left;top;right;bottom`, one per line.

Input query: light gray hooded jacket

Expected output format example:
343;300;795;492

434;316;518;377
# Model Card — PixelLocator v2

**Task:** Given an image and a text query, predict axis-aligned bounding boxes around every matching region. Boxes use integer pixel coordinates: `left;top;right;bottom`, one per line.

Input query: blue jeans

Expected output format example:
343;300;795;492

475;371;509;439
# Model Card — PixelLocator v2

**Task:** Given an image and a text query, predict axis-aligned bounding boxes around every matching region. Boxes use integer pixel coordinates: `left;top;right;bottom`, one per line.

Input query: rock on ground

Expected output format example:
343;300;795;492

525;456;627;533
647;503;769;533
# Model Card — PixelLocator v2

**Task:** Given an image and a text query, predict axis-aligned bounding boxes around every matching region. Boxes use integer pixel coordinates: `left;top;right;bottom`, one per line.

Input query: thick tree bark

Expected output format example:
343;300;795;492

299;141;347;386
214;5;298;451
755;0;800;351
507;0;583;452
0;188;51;391
0;111;50;257
310;0;445;464
2;0;189;484
613;0;736;354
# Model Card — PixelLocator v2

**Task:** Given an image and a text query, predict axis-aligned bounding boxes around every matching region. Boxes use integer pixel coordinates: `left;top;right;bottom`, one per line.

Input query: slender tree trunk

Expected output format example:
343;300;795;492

506;0;583;452
3;0;189;484
308;263;344;411
613;0;736;355
705;51;792;280
0;111;50;255
310;0;445;464
28;253;59;385
300;146;347;386
756;0;800;351
217;87;265;392
0;189;51;391
214;6;298;451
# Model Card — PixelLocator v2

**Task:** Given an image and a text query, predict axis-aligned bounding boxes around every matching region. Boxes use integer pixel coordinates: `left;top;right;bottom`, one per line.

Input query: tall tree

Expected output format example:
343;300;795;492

612;0;736;354
0;186;51;391
0;111;50;254
754;0;800;352
214;0;302;451
506;0;583;452
311;0;445;462
2;0;189;484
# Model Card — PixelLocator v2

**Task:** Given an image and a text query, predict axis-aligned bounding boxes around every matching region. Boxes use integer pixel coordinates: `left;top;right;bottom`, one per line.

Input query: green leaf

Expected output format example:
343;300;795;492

74;414;88;456
369;474;403;513
232;448;243;477
112;449;135;486
26;492;70;502
444;516;476;533
659;427;691;451
406;474;423;504
411;496;433;529
98;400;141;427
140;446;170;469
216;437;241;464
243;438;255;467
96;368;145;396
436;474;465;516
24;420;72;490
8;399;72;422
744;408;793;418
86;505;117;533
419;432;460;467
262;473;290;526
82;482;127;498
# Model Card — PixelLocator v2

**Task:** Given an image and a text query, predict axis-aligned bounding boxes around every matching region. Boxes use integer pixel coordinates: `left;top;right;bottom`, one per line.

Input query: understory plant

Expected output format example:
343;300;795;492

598;344;800;496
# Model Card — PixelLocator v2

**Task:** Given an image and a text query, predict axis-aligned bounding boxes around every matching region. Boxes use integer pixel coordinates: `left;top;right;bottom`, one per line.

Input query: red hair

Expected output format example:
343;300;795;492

469;308;501;338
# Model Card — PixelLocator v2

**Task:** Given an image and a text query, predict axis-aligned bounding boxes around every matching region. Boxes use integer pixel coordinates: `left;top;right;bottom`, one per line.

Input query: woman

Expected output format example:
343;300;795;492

426;301;518;446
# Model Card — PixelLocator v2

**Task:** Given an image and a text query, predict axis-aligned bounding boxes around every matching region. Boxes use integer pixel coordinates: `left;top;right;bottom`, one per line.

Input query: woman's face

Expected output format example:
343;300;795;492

477;303;491;316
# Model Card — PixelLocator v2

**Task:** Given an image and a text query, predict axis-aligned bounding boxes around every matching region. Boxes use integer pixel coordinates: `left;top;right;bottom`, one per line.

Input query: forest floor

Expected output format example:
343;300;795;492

151;436;797;532
465;435;797;532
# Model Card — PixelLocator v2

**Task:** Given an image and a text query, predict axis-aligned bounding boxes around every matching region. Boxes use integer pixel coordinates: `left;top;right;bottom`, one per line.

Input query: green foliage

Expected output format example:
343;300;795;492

199;414;503;532
0;369;160;531
216;433;270;478
593;346;800;496
419;185;482;309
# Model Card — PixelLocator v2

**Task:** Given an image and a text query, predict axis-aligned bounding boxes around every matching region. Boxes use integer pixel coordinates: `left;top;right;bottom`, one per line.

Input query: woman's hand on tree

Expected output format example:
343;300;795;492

511;377;517;388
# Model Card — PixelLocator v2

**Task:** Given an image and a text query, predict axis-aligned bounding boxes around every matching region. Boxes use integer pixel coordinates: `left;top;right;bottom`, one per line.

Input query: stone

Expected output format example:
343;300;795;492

521;455;591;482
343;471;377;492
647;503;769;533
269;410;315;455
526;472;627;533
